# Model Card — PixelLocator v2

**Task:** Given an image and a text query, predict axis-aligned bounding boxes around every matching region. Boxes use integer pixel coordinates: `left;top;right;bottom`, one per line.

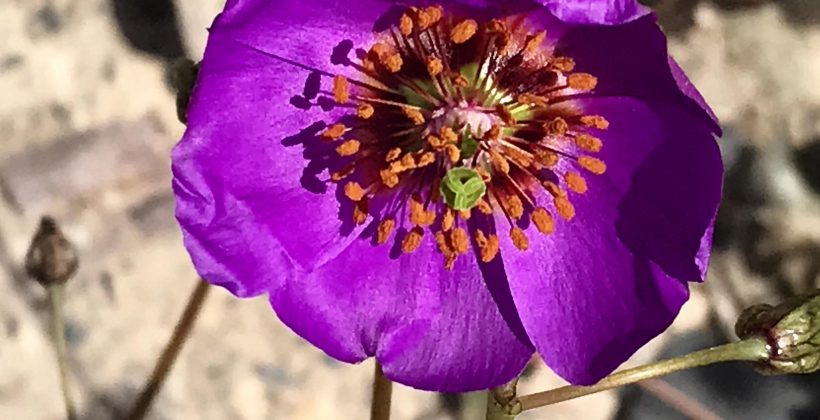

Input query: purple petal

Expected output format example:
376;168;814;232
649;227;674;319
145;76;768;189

498;97;722;385
270;230;533;392
555;14;721;135
537;0;650;25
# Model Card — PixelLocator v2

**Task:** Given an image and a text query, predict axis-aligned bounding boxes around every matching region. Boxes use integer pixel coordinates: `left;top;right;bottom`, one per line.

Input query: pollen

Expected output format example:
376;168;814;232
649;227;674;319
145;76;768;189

451;228;470;254
534;149;558;167
356;103;375;119
427;134;445;148
380;169;400;188
344;181;366;202
550;56;575;72
475;230;500;262
353;199;369;224
505;195;524;220
440;127;458;143
386;147;402;162
490;151;510;174
376;218;395;244
575;134;603;152
564;171;588;193
544;117;568;135
442;209;455;231
422;5;443;27
445;144;461;163
403;107;425;125
399;13;414;36
477;199;493;215
578;156;607;175
450;19;478;44
568;73;598;91
426;57;444;76
452;74;469;87
336;139;360;156
532;207;555;234
510;227;529;251
383;53;403;73
417;151;436;167
580;115;609;129
321;123;346;140
524;31;546;54
410;195;436;226
402;227;424;253
554;196;576;221
332;75;349;104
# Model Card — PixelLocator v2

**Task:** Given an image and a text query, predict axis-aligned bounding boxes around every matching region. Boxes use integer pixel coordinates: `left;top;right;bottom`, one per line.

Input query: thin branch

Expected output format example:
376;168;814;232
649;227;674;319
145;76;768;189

127;279;211;420
47;284;77;420
517;338;769;411
370;362;393;420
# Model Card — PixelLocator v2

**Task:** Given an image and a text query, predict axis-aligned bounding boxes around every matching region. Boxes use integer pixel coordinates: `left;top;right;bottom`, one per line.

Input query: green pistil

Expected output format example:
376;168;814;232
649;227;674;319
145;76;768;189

460;131;479;160
440;167;486;211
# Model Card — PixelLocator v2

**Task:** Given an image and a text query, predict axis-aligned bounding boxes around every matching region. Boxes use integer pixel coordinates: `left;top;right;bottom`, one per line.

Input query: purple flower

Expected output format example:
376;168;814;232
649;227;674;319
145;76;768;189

172;0;722;391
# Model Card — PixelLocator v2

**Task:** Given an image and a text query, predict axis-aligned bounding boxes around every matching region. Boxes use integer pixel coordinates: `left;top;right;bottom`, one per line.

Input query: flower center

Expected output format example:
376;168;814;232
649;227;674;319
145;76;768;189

320;4;610;269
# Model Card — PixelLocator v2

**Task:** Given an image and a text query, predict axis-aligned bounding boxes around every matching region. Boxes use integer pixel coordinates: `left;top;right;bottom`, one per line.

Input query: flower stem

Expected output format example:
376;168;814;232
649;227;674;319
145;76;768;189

47;284;77;420
517;338;769;412
127;279;211;420
370;362;392;420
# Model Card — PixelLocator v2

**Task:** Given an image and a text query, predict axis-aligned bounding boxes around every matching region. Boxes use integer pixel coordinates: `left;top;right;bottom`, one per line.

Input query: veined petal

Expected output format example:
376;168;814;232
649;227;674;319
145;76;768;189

538;0;650;25
497;97;722;384
270;228;533;391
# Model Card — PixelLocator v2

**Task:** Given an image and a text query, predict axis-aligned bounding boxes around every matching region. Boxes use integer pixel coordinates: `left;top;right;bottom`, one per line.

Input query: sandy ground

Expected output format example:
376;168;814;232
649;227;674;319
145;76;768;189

0;1;818;419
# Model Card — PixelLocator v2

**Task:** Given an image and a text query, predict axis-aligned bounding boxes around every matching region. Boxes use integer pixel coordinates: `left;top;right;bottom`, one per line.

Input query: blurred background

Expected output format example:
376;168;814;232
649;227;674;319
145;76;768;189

0;0;818;418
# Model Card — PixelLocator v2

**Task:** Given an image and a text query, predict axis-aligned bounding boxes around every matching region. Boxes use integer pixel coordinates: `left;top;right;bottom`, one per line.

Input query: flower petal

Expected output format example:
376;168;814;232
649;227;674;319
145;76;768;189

498;97;722;385
537;0;650;25
270;229;533;392
555;14;721;134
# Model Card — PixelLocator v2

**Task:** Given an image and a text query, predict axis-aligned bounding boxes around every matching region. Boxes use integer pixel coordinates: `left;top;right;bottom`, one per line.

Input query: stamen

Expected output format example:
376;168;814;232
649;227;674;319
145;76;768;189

445;144;461;163
402;227;424;253
403;107;426;125
564;172;587;194
554;196;576;221
450;19;478;44
580;115;609;129
353;199;369;224
578;156;607;175
336;139;361;156
490;151;511;174
524;31;546;54
575;134;603;152
451;227;469;254
417;151;436;167
332;75;350;104
534;149;558;167
357;103;375;119
544;117;568;135
386;147;402;162
321;123;346;140
426;57;444;76
477;199;493;215
344;182;367;202
442;208;455;231
567;73;598;91
550;56;575;72
531;207;555;234
383;53;404;73
399;13;414;36
510;227;529;251
376;218;396;244
564;171;588;193
440;127;458;143
475;230;500;262
380;169;400;188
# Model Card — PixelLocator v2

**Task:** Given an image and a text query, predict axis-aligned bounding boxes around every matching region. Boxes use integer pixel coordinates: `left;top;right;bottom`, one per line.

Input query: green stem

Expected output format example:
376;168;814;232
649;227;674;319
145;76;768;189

370;362;392;420
517;338;770;412
47;284;77;420
127;280;211;420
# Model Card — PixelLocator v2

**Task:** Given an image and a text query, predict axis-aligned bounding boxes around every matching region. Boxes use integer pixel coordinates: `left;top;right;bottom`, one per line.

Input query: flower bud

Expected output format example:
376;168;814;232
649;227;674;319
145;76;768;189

24;216;79;287
735;290;820;375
